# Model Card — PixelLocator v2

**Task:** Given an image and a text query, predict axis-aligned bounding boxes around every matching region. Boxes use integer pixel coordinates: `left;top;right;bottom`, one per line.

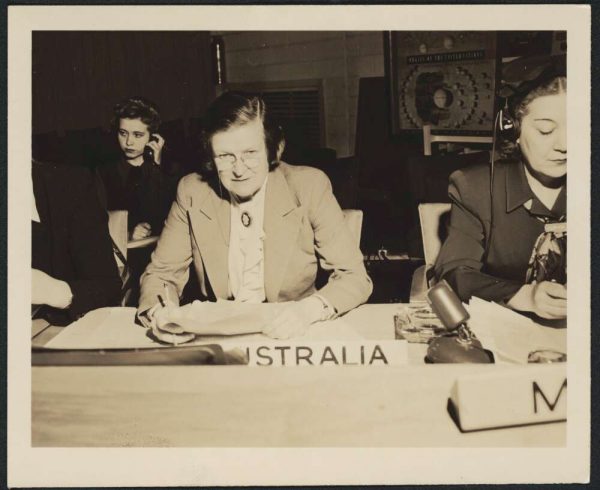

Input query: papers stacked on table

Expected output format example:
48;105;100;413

466;297;567;364
43;302;365;350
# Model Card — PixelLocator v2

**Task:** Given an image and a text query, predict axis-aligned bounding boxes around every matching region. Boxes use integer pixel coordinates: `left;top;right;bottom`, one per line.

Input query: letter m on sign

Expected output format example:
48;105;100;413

533;378;567;414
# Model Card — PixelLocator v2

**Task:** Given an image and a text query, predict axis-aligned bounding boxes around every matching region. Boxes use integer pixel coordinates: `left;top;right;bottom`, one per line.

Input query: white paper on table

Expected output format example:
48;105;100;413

157;300;282;336
198;314;365;347
44;307;158;349
466;297;567;364
43;304;367;350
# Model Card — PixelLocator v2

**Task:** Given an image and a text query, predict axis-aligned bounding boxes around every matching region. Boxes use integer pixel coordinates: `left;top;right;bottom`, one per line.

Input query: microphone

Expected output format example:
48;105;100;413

425;281;493;364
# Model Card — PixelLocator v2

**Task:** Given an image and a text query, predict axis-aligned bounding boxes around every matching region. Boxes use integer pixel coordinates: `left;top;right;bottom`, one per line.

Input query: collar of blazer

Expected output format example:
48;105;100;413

190;163;304;301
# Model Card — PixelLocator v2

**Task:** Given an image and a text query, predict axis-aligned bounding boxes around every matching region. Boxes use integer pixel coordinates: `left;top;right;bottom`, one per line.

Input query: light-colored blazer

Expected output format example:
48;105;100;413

138;162;372;314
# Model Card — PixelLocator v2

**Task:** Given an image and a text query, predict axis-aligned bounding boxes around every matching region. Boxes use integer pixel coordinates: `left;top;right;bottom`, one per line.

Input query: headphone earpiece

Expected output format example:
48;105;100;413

499;108;514;132
498;100;519;140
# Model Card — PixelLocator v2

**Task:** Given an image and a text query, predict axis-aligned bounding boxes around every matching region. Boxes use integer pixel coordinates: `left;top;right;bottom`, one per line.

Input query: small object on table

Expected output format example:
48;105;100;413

425;280;493;364
394;303;444;343
528;349;567;363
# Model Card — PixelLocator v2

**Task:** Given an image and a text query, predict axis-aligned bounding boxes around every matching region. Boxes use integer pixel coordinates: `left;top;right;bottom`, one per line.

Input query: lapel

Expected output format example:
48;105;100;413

263;165;303;302
187;178;231;299
505;160;533;213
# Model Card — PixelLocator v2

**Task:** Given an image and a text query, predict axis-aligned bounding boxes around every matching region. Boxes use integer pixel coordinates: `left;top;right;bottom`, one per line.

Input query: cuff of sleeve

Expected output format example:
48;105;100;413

313;294;338;321
64;280;87;321
66;278;120;321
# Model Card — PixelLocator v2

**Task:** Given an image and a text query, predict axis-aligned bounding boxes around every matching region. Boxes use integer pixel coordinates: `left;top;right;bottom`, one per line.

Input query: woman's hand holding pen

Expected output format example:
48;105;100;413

137;285;196;345
153;307;197;345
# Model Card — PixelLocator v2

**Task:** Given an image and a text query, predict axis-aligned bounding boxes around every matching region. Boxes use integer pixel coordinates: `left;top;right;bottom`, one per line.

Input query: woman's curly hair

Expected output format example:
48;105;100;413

499;75;567;159
111;96;162;134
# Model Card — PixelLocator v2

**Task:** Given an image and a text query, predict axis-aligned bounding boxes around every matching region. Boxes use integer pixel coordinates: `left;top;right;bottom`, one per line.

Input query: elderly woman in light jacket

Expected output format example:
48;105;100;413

138;92;372;341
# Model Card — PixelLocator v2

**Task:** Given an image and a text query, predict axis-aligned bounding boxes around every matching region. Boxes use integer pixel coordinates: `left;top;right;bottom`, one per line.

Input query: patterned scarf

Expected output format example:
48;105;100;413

525;220;567;284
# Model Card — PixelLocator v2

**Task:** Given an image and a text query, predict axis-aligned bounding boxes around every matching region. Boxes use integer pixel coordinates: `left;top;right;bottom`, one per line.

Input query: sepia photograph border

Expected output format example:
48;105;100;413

7;4;591;486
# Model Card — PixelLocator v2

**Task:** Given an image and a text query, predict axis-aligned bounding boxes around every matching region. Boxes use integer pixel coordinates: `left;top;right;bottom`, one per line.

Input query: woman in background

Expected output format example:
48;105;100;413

32;160;121;325
96;97;183;304
96;96;182;240
435;56;566;320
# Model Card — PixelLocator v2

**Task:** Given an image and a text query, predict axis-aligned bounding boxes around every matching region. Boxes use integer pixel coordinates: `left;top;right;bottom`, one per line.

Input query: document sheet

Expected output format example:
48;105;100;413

467;297;567;364
44;305;365;350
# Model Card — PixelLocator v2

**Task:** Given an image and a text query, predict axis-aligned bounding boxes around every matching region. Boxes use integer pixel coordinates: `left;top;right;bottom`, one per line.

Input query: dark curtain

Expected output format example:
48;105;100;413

32;31;215;134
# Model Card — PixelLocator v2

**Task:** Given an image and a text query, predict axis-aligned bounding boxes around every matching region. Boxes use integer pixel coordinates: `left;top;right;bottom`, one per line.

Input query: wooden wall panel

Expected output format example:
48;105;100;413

32;31;215;134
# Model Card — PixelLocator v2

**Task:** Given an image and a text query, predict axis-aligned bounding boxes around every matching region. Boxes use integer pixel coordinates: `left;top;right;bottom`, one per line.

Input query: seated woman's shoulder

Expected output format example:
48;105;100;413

179;171;203;185
450;158;517;189
449;161;490;185
177;171;216;197
278;161;329;185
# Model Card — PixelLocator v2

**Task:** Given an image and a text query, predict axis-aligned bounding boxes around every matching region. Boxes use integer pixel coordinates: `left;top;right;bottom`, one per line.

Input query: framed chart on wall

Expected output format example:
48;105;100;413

384;31;498;137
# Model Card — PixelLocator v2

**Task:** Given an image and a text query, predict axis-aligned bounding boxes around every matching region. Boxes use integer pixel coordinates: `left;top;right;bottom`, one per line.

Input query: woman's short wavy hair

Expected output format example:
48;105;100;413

500;69;566;159
111;96;162;134
512;76;567;128
200;91;284;176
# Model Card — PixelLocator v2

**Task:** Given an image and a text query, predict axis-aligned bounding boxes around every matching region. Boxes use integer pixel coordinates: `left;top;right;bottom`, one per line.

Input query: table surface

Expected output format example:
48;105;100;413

31;304;566;447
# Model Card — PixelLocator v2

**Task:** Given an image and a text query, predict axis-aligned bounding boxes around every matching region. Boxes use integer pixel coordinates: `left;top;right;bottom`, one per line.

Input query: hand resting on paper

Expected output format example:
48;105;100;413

507;281;567;320
143;298;326;344
262;297;326;340
146;301;281;345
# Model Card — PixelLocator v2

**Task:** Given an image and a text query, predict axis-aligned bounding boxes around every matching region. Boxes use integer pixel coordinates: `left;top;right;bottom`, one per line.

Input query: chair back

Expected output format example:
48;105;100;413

409;203;451;302
418;203;452;269
107;210;131;306
107;210;128;263
342;209;363;249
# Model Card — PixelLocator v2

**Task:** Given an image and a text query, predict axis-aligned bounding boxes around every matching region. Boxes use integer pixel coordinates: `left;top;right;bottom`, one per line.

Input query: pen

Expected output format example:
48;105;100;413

163;283;171;305
161;283;179;346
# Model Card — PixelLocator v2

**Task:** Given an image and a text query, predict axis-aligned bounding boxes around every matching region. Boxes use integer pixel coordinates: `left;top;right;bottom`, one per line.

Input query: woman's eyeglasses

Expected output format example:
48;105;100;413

213;150;262;170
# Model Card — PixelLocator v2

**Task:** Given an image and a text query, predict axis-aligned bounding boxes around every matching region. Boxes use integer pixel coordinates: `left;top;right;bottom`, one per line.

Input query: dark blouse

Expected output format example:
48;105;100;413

434;159;566;303
95;157;182;234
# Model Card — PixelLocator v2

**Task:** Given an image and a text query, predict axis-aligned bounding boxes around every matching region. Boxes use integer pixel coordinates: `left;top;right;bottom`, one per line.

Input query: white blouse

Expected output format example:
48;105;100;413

227;177;268;303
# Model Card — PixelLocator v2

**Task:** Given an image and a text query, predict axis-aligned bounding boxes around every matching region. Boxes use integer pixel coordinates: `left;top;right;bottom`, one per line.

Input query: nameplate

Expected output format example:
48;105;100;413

448;364;567;432
230;340;408;367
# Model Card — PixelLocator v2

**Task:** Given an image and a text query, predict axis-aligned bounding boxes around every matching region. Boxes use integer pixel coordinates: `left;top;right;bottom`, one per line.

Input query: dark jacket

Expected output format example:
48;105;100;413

434;159;566;303
32;161;122;325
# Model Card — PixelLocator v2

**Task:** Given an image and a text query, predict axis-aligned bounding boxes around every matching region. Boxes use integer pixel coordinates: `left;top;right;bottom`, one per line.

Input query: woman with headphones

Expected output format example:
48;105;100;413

137;92;372;340
435;55;567;320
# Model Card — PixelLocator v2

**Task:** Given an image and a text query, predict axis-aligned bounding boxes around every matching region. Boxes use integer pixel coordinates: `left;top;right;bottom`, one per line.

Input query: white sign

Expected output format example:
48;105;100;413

449;363;567;432
229;340;408;367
